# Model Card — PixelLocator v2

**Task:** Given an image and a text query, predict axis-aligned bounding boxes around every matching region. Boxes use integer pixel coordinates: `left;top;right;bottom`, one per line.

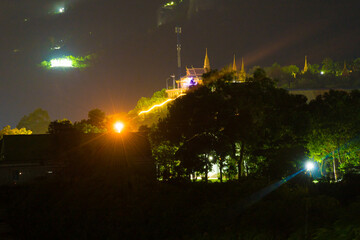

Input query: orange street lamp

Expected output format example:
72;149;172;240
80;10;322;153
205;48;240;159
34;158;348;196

114;121;124;133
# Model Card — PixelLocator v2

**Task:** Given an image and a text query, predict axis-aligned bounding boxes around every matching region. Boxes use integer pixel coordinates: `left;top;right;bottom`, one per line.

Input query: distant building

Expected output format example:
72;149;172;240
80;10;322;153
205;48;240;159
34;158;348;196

0;135;60;185
0;133;154;185
166;49;247;98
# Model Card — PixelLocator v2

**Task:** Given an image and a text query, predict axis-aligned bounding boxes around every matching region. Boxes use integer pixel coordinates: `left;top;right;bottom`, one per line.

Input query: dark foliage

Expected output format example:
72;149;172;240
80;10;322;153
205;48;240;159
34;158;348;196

3;179;360;239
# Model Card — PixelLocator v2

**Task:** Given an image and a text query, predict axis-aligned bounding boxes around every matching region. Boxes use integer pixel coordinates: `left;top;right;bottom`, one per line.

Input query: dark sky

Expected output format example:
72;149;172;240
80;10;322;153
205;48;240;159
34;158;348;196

1;0;360;127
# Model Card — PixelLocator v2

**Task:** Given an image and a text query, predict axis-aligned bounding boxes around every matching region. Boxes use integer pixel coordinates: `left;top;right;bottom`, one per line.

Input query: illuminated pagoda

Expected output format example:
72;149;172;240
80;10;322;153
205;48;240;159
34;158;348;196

302;56;308;73
238;57;246;82
177;48;210;88
167;49;211;97
166;49;248;97
342;61;349;76
232;54;237;72
229;55;246;83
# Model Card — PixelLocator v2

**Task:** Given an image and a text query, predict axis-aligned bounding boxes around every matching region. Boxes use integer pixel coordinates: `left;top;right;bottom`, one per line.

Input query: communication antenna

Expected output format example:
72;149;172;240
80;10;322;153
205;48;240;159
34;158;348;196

175;27;182;84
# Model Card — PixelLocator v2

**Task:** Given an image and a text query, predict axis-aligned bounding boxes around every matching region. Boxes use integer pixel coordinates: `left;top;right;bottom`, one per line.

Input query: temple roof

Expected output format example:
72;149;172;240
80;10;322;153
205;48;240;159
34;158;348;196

186;67;206;78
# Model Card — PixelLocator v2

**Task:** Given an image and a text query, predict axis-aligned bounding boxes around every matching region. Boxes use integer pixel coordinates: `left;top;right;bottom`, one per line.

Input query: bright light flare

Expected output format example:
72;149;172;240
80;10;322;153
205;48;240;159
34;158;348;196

50;58;73;68
182;77;197;87
114;122;124;133
58;7;65;13
138;94;185;115
305;161;315;171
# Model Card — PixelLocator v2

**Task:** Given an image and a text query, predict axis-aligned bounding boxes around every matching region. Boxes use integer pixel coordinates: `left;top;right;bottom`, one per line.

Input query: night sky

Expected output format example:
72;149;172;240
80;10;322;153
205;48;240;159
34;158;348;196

1;0;360;127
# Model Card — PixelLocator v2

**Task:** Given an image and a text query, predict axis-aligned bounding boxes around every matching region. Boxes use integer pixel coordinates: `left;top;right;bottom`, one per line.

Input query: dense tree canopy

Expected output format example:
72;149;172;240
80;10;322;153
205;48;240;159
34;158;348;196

264;57;360;89
48;119;75;135
307;90;360;180
152;69;310;181
145;67;360;182
74;108;107;133
17;108;51;134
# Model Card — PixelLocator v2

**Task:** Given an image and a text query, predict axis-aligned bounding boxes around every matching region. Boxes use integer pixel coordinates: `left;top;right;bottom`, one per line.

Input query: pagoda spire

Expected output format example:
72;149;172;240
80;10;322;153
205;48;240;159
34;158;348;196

232;54;237;71
239;57;246;82
204;48;210;72
241;57;245;73
303;56;308;73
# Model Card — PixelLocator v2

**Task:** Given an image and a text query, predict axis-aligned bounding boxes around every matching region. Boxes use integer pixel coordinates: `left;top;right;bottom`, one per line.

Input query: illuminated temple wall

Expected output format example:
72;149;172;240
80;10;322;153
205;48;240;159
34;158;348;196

166;89;185;98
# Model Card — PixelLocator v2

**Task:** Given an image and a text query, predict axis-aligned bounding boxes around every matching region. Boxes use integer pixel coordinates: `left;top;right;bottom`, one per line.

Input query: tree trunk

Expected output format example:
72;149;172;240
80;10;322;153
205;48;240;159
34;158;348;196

239;141;245;178
320;159;326;176
205;156;208;183
219;156;223;183
245;159;249;176
333;151;338;182
337;149;342;166
232;143;239;181
236;141;246;181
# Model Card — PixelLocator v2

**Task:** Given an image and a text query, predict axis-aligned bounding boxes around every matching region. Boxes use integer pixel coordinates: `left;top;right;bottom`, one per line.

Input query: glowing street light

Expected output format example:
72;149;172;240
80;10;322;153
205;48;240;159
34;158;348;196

305;161;315;171
114;122;124;133
50;58;73;68
58;7;65;13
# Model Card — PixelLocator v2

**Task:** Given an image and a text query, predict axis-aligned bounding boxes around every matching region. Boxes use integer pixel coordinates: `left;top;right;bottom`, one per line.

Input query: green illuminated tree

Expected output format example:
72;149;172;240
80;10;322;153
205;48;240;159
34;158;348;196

17;108;51;134
128;89;169;130
73;109;107;133
307;90;360;180
244;69;309;179
151;141;180;180
74;121;104;134
308;63;320;74
153;68;308;181
48;119;75;135
282;65;300;76
351;58;360;72
87;108;106;129
0;125;32;139
321;58;341;75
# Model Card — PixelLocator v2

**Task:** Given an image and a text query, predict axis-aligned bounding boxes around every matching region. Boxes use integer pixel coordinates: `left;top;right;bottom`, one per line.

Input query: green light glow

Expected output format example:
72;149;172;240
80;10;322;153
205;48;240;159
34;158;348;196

40;55;95;69
164;1;175;7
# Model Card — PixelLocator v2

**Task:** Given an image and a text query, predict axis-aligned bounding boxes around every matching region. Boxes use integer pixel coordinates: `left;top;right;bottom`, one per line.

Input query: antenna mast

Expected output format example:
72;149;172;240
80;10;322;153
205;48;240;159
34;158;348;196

175;26;182;85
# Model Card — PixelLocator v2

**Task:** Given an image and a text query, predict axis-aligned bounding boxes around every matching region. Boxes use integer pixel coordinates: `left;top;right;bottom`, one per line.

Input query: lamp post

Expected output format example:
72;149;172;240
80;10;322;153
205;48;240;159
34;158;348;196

304;161;315;239
170;74;175;89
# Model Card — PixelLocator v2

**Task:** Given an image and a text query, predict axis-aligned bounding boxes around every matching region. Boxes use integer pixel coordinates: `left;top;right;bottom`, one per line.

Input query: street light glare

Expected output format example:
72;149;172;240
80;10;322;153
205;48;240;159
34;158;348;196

114;122;124;133
50;58;73;68
305;161;315;171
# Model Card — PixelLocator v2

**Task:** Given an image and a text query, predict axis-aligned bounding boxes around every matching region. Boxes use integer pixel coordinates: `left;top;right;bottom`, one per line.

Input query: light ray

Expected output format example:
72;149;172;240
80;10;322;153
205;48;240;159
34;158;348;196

138;94;185;115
